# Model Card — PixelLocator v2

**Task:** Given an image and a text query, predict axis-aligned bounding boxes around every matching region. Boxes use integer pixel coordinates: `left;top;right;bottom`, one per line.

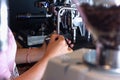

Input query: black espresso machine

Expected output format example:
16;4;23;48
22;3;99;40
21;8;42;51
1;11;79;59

8;0;94;49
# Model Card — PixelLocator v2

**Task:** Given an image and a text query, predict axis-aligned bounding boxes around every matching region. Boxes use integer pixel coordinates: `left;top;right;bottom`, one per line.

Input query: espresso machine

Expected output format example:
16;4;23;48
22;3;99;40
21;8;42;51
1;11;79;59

9;0;54;47
9;0;92;49
43;0;120;80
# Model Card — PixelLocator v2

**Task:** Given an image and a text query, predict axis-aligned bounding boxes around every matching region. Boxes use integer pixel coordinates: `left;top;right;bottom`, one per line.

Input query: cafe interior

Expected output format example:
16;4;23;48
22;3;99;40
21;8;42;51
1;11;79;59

1;0;120;80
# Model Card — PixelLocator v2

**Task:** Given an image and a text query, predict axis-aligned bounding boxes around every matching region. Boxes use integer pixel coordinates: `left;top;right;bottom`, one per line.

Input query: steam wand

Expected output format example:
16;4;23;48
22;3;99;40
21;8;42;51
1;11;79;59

57;7;78;43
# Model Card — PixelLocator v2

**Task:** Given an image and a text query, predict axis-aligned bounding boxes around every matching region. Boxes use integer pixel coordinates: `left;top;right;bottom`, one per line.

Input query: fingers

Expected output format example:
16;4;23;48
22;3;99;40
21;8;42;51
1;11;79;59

69;44;74;48
49;34;59;42
65;38;74;49
50;34;65;43
49;33;74;52
65;38;71;44
68;47;73;53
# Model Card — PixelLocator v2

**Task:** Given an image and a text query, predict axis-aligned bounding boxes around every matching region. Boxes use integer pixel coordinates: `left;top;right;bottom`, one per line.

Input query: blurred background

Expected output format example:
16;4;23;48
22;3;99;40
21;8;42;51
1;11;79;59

8;0;95;49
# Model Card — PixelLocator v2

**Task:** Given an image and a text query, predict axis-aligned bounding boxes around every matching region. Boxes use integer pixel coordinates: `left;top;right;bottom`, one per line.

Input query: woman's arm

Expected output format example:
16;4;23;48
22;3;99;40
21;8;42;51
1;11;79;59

15;34;73;80
15;43;46;64
15;55;49;80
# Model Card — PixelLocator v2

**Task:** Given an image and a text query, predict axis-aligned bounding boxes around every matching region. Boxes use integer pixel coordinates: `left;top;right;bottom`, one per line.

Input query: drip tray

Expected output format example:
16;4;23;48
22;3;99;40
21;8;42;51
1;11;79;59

83;50;120;74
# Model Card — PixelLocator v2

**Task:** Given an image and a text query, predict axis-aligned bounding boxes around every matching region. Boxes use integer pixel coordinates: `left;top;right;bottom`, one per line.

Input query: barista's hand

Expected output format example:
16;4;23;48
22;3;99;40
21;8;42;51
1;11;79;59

44;34;73;59
40;42;47;55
